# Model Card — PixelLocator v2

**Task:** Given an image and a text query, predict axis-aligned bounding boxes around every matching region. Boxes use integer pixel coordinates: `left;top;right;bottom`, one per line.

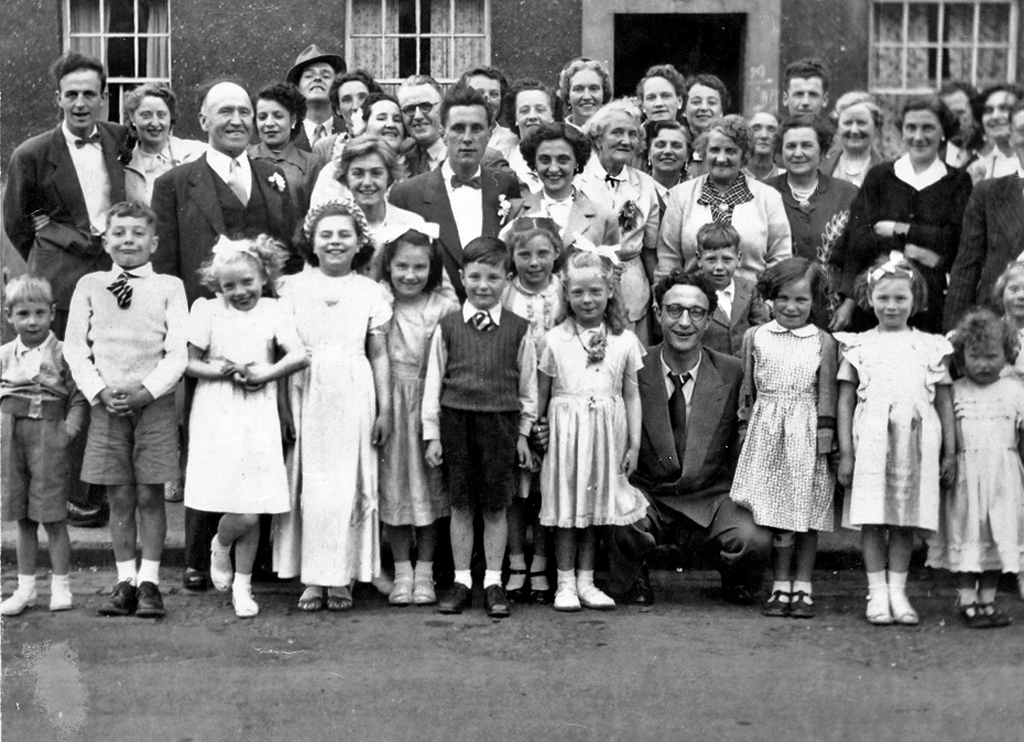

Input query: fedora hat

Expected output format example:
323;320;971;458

286;44;346;85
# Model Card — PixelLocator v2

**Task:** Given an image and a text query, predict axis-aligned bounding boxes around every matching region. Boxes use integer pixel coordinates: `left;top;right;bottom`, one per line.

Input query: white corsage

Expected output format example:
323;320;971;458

268;173;287;192
497;194;512;223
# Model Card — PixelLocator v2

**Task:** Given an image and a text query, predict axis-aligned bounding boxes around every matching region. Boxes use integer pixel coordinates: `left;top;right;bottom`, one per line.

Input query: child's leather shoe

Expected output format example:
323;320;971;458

1;588;38;616
135;582;166;618
99;580;138;616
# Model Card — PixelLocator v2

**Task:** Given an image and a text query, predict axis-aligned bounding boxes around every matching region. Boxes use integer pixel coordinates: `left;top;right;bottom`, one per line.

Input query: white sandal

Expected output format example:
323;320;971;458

866;589;892;625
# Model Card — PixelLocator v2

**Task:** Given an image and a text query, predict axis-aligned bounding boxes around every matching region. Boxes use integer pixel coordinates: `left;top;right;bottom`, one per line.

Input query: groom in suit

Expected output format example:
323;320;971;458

388;86;521;300
613;270;771;605
943;103;1024;331
152;79;294;591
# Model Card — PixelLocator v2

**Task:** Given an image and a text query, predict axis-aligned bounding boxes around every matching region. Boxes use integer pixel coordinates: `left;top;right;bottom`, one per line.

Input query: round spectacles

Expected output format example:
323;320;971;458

662;304;708;321
401;101;437;117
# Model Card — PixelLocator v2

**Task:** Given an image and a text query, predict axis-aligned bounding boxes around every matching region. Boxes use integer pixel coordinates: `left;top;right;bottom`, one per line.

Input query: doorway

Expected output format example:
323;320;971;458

613;13;747;114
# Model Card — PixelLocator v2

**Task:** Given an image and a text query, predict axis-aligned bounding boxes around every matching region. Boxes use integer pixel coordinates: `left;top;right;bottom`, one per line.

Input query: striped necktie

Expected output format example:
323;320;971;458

107;272;133;309
472;311;495;332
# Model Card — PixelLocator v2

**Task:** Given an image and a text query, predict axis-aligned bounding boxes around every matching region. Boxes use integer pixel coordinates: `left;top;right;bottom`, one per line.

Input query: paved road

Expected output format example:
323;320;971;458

3;566;1022;742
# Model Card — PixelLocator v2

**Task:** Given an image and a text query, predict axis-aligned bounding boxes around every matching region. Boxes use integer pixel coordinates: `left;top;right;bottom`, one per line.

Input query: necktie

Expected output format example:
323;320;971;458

450;174;482;189
107;272;133;309
472;311;495;332
75;133;101;148
227;158;249;206
668;371;691;465
312;124;326;145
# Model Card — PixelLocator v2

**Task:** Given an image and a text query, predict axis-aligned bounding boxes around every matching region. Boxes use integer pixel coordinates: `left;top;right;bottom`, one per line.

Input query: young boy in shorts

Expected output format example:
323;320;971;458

0;276;88;615
423;237;537;618
64;201;188;618
696;222;769;357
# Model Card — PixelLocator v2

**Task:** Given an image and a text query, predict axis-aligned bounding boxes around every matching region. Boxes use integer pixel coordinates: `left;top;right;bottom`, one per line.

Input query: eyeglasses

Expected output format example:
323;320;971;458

661;304;708;321
400;101;437;117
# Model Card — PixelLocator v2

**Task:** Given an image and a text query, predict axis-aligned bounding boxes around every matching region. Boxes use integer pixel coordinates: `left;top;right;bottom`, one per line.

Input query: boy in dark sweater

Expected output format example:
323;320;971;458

423;237;537;617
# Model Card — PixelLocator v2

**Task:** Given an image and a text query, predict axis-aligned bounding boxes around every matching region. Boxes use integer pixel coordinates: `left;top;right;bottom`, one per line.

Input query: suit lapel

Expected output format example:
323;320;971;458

992;177;1024;257
98;124;126;202
681;351;727;482
730;279;753;327
188;155;226;235
567;194;597;244
638;345;678;467
481;167;501;236
47;127;90;231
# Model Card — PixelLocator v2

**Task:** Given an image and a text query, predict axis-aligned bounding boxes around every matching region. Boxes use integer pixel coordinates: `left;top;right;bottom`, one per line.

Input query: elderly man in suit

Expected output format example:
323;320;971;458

286;44;347;152
389;86;521;300
944;102;1024;331
612;270;772;605
3;52;128;528
152;79;294;591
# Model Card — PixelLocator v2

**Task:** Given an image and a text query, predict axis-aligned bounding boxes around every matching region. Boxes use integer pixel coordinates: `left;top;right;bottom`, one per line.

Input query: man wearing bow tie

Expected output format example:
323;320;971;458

389;86;521;301
4;52;127;341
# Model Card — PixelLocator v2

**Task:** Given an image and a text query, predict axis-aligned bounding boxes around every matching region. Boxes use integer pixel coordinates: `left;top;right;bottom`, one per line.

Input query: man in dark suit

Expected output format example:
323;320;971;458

944;103;1024;331
389;86;521;300
3;52;128;528
152;79;294;591
613;271;772;605
285;44;347;152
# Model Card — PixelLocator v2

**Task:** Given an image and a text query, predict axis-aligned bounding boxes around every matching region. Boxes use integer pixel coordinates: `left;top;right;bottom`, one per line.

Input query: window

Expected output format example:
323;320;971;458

64;0;171;123
870;1;1018;93
347;0;490;86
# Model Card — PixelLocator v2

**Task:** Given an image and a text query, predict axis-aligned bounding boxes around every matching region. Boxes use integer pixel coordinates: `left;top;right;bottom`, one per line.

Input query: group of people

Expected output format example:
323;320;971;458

2;45;1023;630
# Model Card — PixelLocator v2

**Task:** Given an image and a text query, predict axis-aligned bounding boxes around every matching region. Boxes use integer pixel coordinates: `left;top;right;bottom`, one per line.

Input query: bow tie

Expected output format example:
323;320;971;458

74;133;101;149
605;172;624;187
450;174;481;190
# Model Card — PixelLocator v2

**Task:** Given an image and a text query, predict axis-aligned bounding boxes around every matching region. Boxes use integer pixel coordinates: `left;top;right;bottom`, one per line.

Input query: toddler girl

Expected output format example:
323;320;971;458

378;226;458;606
927;309;1021;628
730;258;838;619
501;217;565;604
537;248;648;611
836;255;955;625
184;235;308;618
273;199;392;613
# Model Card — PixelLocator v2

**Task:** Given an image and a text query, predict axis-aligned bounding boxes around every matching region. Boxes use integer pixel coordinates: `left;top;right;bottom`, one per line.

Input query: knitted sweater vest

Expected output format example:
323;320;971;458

439;311;528;412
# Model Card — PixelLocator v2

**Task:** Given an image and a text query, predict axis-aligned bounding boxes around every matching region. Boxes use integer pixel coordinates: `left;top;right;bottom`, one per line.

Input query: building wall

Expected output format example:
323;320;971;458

779;0;870;103
492;0;582;87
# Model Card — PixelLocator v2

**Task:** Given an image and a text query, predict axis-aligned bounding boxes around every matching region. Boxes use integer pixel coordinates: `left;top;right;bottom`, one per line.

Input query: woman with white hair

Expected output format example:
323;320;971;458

821;91;885;188
574;99;661;341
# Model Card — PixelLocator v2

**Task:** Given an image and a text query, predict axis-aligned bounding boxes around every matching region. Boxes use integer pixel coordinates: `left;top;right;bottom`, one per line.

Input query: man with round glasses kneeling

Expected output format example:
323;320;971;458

610;269;771;606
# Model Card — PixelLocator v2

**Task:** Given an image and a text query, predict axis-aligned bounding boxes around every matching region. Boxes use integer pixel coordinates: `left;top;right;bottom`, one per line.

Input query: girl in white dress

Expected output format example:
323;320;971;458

501;217;565;604
730;258;838;619
377;227;458;607
836;255;956;626
275;200;392;614
538;249;648;612
927;309;1022;628
184;235;308;618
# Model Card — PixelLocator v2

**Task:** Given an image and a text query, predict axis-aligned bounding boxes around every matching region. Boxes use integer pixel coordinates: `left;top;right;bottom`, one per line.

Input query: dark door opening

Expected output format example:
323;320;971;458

614;13;747;115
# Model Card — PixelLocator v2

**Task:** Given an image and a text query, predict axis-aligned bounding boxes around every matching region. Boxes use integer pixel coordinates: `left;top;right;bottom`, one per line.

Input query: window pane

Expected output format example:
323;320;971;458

907;3;938;43
426;36;450;78
978;3;1010;42
944;46;973;80
906;46;935;88
944;3;974;42
69;35;104;60
872;46;904;87
109;0;135;33
977;47;1009;84
453;36;485;73
108;36;135;77
874;3;903;43
140;35;169;78
69;0;102;34
381;37;399;79
140;0;170;34
352;0;383;34
352;36;384;78
454;0;484;33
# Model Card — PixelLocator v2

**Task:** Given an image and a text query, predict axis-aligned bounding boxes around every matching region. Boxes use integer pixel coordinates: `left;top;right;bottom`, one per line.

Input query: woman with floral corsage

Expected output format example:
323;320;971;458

657;115;793;283
574;100;661;343
536;249;649;612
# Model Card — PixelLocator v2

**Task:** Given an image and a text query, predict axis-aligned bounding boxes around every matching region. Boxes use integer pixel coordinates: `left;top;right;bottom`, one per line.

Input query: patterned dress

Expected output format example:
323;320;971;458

730;322;834;532
927;377;1024;573
834;328;952;531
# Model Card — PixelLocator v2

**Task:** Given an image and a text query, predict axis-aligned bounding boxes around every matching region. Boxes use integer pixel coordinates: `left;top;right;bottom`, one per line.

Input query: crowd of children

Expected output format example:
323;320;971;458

2;198;1023;630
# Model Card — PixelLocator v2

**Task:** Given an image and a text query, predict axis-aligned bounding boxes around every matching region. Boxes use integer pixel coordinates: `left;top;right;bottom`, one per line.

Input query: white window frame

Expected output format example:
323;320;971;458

869;0;1018;94
345;0;491;87
62;0;173;118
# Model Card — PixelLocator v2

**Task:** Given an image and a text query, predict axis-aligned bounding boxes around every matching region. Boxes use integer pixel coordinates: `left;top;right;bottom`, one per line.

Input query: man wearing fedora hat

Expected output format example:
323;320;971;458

286;44;347;152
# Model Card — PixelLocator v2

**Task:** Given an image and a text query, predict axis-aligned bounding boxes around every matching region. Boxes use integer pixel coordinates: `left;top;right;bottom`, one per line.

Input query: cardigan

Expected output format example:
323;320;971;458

767;172;858;265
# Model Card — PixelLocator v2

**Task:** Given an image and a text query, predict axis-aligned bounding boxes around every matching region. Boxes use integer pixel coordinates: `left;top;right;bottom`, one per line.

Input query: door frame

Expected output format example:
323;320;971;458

581;0;781;113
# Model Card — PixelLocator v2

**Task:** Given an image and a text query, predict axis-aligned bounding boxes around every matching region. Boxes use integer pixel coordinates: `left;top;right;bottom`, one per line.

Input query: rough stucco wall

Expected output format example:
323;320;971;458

491;0;582;90
1;2;65;165
779;0;869;105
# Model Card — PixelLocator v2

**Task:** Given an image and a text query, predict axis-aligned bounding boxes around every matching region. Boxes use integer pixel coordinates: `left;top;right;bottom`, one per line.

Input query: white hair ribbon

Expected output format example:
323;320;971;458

869;250;909;283
572;234;620;265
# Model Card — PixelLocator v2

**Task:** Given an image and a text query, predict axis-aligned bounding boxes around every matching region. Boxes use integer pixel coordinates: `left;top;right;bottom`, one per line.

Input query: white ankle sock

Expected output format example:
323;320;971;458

454;570;473;589
232;573;252;593
414;561;433;580
394;561;413;581
17;574;36;594
556;569;575;588
958;586;979;605
576;569;595;588
51;573;70;591
866;570;887;595
887;571;908;592
137;559;160;586
771;580;792;601
792;581;813;603
483;569;501;588
979;587;997;605
115;560;137;585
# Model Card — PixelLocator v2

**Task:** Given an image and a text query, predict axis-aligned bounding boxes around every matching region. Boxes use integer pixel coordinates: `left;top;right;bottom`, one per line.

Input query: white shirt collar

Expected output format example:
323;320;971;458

14;332;54;357
442;160;482;184
112;262;154;278
303;117;333;142
764;319;817;337
62;121;99;147
426;138;447;168
461;301;503;325
894;154;947;191
718;279;735;299
661;348;702;381
206;146;248;173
